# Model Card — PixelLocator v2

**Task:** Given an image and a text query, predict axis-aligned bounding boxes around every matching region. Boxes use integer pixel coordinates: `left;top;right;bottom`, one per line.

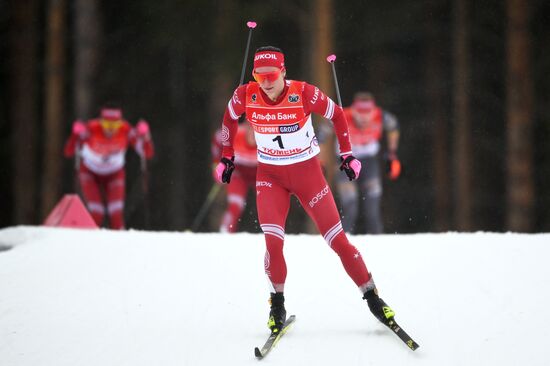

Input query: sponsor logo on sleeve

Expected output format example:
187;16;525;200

232;90;241;105
311;87;320;104
221;125;230;141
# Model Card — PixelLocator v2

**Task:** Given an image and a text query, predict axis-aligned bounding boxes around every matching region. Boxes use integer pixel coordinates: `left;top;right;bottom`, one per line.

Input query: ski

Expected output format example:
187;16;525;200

385;319;419;351
254;315;296;360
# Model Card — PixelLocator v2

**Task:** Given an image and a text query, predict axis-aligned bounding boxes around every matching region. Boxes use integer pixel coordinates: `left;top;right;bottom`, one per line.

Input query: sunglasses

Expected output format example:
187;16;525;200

253;68;283;83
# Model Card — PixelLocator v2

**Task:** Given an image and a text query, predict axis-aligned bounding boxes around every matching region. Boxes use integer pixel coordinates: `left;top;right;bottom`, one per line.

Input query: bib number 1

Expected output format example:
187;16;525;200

272;135;285;149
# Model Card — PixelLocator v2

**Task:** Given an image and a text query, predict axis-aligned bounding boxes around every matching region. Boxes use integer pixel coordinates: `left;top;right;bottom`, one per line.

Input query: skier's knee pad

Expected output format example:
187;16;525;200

338;182;358;204
227;193;246;209
107;200;123;214
87;201;105;214
362;178;382;198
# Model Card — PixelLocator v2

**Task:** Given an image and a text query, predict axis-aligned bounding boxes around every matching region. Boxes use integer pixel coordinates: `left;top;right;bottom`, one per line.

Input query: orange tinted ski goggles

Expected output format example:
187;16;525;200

253;68;283;83
100;119;123;132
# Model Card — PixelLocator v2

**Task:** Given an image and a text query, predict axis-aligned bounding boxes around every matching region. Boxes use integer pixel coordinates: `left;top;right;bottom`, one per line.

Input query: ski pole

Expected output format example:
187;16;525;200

140;155;150;229
193;21;257;232
326;54;343;107
239;21;257;85
74;141;81;194
191;184;222;232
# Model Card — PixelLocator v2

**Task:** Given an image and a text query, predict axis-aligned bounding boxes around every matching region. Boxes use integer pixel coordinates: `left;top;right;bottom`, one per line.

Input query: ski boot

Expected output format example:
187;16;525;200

363;288;395;326
267;292;286;333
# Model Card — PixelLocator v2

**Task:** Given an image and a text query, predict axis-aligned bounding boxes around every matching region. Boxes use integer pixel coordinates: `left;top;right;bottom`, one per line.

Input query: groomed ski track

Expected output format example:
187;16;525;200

1;227;549;366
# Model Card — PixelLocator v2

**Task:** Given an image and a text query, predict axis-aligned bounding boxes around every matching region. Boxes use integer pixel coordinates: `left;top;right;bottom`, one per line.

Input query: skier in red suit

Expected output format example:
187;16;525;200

214;46;398;333
336;92;401;234
64;107;154;229
211;121;257;232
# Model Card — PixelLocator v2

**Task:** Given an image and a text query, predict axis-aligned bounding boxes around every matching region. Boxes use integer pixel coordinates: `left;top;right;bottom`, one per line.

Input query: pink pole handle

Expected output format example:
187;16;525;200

247;21;257;29
326;54;336;63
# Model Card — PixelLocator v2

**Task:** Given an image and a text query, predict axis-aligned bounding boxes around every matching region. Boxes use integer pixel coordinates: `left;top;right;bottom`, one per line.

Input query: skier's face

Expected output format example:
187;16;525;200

351;99;376;128
352;108;375;128
254;66;286;101
353;111;371;127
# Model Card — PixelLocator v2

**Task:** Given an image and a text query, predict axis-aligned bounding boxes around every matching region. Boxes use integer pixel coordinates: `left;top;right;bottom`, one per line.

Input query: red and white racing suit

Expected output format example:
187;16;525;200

212;124;257;232
220;80;374;293
337;107;398;234
64;119;154;229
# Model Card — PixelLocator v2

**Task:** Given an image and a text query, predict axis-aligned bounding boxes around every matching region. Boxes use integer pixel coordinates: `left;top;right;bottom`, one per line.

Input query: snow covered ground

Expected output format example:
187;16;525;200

0;226;549;366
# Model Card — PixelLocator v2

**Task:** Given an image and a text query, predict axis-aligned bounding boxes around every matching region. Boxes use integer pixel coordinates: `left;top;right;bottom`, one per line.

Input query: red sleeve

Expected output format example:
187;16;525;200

128;122;155;159
140;139;154;159
211;129;223;163
220;85;247;158
63;121;89;157
63;134;78;157
302;83;352;156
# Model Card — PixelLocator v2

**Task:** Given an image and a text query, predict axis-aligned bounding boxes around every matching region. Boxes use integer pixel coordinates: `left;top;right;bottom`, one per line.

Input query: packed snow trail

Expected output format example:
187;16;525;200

1;227;549;365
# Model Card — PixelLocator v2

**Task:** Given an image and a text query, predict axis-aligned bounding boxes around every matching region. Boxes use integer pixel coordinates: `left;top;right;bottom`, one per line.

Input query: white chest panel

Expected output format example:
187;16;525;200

253;115;320;165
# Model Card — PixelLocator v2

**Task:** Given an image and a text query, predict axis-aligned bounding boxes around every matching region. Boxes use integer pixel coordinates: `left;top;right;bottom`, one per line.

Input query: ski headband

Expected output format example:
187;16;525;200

100;108;122;120
253;51;285;71
352;100;376;112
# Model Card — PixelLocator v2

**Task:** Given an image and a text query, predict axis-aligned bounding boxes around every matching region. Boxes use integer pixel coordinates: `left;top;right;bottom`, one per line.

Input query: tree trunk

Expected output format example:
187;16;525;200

74;0;100;120
426;0;451;232
452;0;472;231
311;0;335;180
41;0;67;219
10;0;39;224
167;49;188;230
205;1;238;231
309;0;334;233
311;0;334;98
506;0;534;232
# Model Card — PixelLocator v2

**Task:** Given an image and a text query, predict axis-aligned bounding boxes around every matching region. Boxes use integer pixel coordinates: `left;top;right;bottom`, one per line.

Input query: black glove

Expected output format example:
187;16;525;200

217;156;235;183
339;155;362;181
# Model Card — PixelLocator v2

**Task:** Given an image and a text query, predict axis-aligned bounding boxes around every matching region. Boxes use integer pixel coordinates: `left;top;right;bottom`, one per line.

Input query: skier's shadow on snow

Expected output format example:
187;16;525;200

367;329;389;336
0;243;13;252
308;327;388;337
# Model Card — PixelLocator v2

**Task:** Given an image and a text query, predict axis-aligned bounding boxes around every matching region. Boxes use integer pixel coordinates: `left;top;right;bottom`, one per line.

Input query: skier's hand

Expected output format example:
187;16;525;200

72;120;86;138
214;156;235;184
385;152;401;180
340;154;361;181
136;119;151;140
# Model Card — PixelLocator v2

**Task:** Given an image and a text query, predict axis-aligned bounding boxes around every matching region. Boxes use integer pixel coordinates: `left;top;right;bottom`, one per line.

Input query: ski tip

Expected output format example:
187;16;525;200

254;347;263;359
